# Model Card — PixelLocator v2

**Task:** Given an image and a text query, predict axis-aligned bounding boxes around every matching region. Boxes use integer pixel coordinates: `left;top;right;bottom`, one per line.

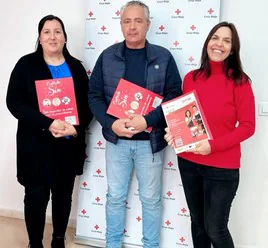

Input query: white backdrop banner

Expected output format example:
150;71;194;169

75;1;220;247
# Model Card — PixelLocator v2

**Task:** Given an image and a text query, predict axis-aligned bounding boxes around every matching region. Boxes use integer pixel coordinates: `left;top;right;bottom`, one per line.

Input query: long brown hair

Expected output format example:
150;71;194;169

193;22;250;85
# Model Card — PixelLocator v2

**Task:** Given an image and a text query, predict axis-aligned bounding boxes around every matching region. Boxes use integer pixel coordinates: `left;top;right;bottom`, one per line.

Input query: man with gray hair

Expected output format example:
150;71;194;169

88;1;182;247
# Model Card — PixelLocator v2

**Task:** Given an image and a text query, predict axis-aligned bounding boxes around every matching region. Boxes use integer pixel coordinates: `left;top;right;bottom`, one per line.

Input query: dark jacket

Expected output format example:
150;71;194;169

6;51;92;186
88;41;182;153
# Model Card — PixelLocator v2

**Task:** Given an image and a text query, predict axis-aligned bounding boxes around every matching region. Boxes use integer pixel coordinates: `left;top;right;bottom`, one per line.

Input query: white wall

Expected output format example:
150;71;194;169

0;0;267;247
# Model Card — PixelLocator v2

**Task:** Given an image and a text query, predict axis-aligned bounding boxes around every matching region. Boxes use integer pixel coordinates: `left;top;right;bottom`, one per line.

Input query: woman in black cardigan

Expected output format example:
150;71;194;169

6;15;92;248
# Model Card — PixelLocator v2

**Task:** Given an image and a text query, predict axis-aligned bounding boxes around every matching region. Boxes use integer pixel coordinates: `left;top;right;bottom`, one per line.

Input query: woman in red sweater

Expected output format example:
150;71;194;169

165;22;255;248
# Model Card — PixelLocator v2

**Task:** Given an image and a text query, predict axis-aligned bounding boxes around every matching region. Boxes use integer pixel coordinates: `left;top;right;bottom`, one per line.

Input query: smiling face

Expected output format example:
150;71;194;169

39;19;66;57
207;26;232;62
120;5;150;49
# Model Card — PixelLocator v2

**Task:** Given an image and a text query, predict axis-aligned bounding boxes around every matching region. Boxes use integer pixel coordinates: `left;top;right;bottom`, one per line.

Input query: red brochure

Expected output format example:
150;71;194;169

161;90;213;154
35;77;79;125
107;78;164;132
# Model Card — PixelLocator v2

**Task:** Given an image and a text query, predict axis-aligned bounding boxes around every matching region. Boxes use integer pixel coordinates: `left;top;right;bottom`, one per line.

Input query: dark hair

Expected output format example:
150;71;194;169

193;21;250;85
35;15;70;57
185;110;191;117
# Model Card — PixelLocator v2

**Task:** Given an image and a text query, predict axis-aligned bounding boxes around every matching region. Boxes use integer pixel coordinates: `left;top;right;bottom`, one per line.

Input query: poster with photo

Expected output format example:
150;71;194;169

162;90;213;154
107;78;163;132
35;77;79;125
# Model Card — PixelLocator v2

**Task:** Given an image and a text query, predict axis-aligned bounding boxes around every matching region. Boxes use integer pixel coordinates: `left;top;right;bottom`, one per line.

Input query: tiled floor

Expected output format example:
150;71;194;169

0;216;89;248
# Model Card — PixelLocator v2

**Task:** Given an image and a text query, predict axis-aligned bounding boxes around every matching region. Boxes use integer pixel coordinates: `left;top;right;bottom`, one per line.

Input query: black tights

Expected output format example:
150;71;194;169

24;174;75;247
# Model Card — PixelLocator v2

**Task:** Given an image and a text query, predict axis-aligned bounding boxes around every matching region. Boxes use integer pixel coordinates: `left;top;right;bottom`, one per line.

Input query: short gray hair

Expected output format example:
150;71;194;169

120;1;150;21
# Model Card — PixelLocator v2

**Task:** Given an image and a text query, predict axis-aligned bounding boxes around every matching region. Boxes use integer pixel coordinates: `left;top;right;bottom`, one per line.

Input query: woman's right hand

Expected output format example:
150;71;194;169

164;127;175;148
48;119;65;134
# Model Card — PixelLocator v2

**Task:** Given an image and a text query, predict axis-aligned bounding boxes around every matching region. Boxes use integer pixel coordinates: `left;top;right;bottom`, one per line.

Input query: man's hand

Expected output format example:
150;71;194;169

112;118;139;138
125;114;147;132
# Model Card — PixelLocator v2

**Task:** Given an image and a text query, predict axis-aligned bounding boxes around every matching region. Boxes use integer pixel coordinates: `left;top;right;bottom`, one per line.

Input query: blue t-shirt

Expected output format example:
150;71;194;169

47;61;72;78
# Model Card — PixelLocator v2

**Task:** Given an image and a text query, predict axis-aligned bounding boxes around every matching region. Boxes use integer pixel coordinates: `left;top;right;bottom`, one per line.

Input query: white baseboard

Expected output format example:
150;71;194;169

0;207;76;227
235;246;256;248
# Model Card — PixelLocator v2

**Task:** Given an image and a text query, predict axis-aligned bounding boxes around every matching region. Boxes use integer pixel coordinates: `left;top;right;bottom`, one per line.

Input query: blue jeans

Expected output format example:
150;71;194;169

105;139;164;248
178;157;239;248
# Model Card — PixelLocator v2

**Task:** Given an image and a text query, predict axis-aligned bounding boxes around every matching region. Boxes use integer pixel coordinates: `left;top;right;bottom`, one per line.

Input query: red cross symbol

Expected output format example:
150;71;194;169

188;56;194;62
181;208;187;213
115;10;120;16
159;25;165;31
180;237;185;243
166;191;172;197
175;9;181;15
82;181;87;187
94;225;99;230
87;69;91;75
101;25;106;31
88;41;92;46
173;41;179;47
165;220;171;226
95;197;100;202
97;141;102;146
208;8;214;14
81;209;86;215
136;216;142;222
88;11;93;17
96;169;101;175
168;161;174;167
190;25;196;31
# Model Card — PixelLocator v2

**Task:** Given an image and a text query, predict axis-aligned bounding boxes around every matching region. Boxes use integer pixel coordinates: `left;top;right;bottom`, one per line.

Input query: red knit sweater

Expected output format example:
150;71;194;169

179;61;255;169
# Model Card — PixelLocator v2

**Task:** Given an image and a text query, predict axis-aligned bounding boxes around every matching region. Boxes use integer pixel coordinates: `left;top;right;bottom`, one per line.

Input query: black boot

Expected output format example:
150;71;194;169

51;237;65;248
28;242;43;248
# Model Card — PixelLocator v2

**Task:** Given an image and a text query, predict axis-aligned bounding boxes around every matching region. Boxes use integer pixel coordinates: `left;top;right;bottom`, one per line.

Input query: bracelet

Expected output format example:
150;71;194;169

73;134;78;137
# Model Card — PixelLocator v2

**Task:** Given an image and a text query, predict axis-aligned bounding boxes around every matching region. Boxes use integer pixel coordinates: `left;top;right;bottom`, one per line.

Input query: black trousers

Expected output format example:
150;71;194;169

178;157;239;248
24;173;76;247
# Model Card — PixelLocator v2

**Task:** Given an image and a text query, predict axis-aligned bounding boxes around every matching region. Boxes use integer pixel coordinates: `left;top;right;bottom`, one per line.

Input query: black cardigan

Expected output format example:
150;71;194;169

6;51;92;186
